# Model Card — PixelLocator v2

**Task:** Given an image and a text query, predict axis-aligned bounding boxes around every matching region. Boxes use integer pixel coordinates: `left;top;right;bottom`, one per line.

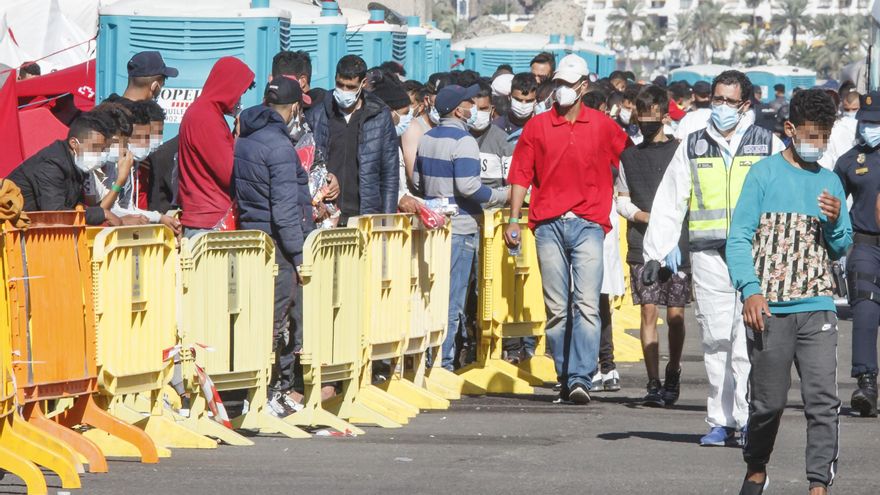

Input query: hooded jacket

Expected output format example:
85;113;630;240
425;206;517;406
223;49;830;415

306;92;399;215
7;139;106;225
177;57;255;228
233;105;309;264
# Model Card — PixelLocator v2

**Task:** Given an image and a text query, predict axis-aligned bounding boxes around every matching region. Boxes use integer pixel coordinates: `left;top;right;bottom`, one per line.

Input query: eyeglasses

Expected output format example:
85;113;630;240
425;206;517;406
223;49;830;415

711;96;744;108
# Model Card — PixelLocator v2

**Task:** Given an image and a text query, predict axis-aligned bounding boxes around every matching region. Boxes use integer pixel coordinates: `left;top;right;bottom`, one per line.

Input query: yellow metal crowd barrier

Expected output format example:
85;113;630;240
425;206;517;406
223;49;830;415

85;225;215;456
458;209;551;394
176;230;309;442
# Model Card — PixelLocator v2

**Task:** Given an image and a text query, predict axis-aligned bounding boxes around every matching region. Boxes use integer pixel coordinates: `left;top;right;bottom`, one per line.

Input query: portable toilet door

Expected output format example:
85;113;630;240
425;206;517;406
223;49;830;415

97;0;289;138
745;65;817;103
669;64;732;85
283;0;347;90
427;23;453;74
460;33;550;77
346;9;395;69
572;41;616;78
404;17;427;82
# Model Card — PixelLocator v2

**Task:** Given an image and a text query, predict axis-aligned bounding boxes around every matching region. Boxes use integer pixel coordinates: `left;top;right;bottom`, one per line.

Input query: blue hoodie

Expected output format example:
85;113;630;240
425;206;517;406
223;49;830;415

233;105;312;264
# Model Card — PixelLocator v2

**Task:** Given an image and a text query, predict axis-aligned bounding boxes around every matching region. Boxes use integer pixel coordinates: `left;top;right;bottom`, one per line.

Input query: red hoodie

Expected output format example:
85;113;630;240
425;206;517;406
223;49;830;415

178;57;254;228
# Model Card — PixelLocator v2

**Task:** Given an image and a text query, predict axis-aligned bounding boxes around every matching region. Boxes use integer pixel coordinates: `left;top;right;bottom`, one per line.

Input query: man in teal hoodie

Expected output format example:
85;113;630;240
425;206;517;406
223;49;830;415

727;89;852;495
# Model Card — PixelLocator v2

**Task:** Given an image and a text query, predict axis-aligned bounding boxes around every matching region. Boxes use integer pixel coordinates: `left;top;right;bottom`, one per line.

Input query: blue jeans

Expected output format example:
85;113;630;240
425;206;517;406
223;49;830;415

535;216;604;390
442;233;479;370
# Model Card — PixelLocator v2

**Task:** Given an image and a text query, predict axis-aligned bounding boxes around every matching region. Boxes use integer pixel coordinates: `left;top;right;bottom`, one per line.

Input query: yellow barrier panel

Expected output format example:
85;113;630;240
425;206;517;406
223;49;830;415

610;219;646;363
5;212;160;474
0;225;49;494
86;226;216;454
287;227;375;432
346;214;424;422
403;217;466;400
458;208;550;394
176;231;309;441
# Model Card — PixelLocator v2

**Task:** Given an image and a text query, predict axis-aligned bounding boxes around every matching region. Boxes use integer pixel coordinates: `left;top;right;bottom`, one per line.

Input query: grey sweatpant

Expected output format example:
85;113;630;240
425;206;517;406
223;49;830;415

743;310;840;488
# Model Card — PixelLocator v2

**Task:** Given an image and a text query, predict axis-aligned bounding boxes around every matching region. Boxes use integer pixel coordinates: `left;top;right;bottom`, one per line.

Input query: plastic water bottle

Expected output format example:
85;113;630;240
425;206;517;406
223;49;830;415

509;231;521;257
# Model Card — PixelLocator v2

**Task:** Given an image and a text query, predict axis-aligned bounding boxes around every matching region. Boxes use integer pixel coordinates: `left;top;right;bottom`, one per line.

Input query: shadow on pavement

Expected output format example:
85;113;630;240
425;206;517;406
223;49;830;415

596;430;704;444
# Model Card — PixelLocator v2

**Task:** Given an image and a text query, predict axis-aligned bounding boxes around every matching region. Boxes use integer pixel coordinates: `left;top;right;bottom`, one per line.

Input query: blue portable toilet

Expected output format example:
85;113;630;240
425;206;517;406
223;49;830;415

669;64;732;85
346;9;405;69
97;0;290;138
425;23;453;74
278;0;347;90
455;33;559;77
545;34;567;61
745;65;817;103
571;40;616;78
404;16;428;82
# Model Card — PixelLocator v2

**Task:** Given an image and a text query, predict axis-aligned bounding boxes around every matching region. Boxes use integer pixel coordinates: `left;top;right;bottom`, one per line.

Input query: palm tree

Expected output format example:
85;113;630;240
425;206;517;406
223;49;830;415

772;0;810;46
809;14;837;39
607;0;646;69
738;24;777;66
744;0;763;29
676;0;737;64
637;18;668;66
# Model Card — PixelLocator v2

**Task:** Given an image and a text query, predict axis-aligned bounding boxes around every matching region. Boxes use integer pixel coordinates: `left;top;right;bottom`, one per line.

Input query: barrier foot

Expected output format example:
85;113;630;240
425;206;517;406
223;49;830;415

185;415;255;446
517;354;558;384
425;367;472;398
358;385;419;422
74;395;161;463
378;377;450;410
335;401;403;429
486;359;546;385
231;411;311;439
26;405;108;473
1;415;81;488
82;429;171;459
111;402;218;449
285;407;365;436
406;371;460;400
457;362;535;395
0;430;48;495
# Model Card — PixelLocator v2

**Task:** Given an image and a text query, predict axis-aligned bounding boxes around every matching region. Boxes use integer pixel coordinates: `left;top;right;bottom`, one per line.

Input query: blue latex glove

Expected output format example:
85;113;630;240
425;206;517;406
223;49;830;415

665;246;681;274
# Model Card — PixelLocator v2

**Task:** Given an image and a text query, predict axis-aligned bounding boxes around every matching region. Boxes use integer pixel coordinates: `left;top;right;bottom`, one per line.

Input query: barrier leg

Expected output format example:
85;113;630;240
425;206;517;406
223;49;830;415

66;394;161;463
25;402;108;473
107;394;218;449
517;354;558;384
0;414;81;488
377;377;450;410
182;393;254;446
457;361;536;395
0;421;48;495
285;407;365;435
346;386;417;424
424;366;471;398
323;385;403;429
230;388;310;439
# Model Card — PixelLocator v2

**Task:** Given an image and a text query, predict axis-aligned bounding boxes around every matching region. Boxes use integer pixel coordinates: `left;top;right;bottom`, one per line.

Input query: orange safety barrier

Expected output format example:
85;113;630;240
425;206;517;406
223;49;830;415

3;212;159;474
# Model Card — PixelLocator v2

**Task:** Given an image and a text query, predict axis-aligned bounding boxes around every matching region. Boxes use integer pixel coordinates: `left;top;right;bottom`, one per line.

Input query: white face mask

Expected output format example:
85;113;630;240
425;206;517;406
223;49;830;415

334;85;361;109
149;135;164;152
72;139;105;173
470;110;491;131
554;84;580;108
395;108;414;136
129;145;150;161
842;110;858;119
510;99;535;119
428;106;440;125
104;142;123;163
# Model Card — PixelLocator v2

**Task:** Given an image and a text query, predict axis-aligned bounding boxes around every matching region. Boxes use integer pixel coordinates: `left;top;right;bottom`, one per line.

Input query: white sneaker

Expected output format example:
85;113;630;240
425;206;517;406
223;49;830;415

591;372;605;390
282;393;305;413
603;369;621;392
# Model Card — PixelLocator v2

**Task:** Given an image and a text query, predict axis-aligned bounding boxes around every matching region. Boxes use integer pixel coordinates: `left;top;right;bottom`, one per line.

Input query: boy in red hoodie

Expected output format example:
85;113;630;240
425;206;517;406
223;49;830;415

177;56;255;236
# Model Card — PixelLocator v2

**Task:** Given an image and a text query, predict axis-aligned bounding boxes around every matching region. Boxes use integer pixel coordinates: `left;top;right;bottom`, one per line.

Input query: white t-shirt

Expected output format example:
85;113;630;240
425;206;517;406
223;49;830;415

674;108;712;141
819;116;858;170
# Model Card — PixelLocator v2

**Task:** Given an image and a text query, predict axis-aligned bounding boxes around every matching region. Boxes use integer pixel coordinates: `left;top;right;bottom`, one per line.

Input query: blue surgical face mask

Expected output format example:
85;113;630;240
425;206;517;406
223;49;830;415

794;141;824;163
535;100;552;115
463;107;477;128
859;122;880;148
842;110;858;119
711;103;743;132
333;85;361;109
395;108;414;137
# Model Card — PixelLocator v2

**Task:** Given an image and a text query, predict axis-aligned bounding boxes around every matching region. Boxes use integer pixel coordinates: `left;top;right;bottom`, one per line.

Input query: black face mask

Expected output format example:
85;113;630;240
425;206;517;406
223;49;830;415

638;121;664;140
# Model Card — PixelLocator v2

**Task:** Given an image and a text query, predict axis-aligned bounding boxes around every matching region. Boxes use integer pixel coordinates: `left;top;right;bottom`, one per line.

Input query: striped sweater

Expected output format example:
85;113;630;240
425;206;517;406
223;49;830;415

413;118;507;234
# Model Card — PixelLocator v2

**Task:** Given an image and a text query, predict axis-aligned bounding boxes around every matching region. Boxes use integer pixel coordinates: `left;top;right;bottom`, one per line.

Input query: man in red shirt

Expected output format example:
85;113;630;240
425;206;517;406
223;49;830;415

505;54;630;404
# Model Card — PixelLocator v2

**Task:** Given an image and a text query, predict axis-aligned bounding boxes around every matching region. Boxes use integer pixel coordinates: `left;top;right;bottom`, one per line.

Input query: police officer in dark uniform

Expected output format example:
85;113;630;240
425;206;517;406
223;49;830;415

835;91;880;418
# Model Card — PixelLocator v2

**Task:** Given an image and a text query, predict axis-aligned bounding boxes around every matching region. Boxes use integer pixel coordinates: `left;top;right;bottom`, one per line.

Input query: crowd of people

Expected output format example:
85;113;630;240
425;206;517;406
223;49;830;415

8;47;880;495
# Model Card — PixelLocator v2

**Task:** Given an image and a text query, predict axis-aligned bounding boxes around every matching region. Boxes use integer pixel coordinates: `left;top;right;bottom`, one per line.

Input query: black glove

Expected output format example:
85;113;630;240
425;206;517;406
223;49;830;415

642;260;661;286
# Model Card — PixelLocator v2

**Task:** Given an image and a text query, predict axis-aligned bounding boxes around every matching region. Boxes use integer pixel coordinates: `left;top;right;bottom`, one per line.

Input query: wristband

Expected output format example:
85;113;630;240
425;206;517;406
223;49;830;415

508;217;520;224
111;184;123;193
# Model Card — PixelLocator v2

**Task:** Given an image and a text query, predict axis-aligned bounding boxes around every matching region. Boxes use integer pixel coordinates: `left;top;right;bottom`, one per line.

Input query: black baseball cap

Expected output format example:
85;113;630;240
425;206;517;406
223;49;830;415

127;51;178;78
693;81;711;97
857;91;880;123
434;84;480;116
265;75;311;105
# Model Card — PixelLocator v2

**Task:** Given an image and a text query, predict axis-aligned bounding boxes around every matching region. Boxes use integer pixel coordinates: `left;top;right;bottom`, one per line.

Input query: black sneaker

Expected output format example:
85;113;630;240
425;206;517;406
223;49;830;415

643;379;664;407
568;383;591;405
738;472;769;495
662;366;682;406
851;372;878;418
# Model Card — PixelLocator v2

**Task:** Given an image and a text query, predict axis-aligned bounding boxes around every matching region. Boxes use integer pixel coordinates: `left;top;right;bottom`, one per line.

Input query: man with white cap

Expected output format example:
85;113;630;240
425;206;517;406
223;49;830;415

504;54;630;404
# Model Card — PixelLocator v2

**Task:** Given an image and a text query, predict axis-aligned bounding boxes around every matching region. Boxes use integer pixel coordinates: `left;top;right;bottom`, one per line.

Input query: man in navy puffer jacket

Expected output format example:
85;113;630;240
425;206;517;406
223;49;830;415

233;76;311;415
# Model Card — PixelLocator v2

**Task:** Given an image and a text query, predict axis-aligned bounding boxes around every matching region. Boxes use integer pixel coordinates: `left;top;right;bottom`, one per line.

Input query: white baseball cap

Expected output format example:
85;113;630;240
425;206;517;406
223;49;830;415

553;54;589;84
491;73;514;97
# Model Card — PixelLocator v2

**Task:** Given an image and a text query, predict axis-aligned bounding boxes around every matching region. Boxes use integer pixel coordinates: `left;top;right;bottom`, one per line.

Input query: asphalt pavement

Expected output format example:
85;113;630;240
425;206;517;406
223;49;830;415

3;310;879;495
